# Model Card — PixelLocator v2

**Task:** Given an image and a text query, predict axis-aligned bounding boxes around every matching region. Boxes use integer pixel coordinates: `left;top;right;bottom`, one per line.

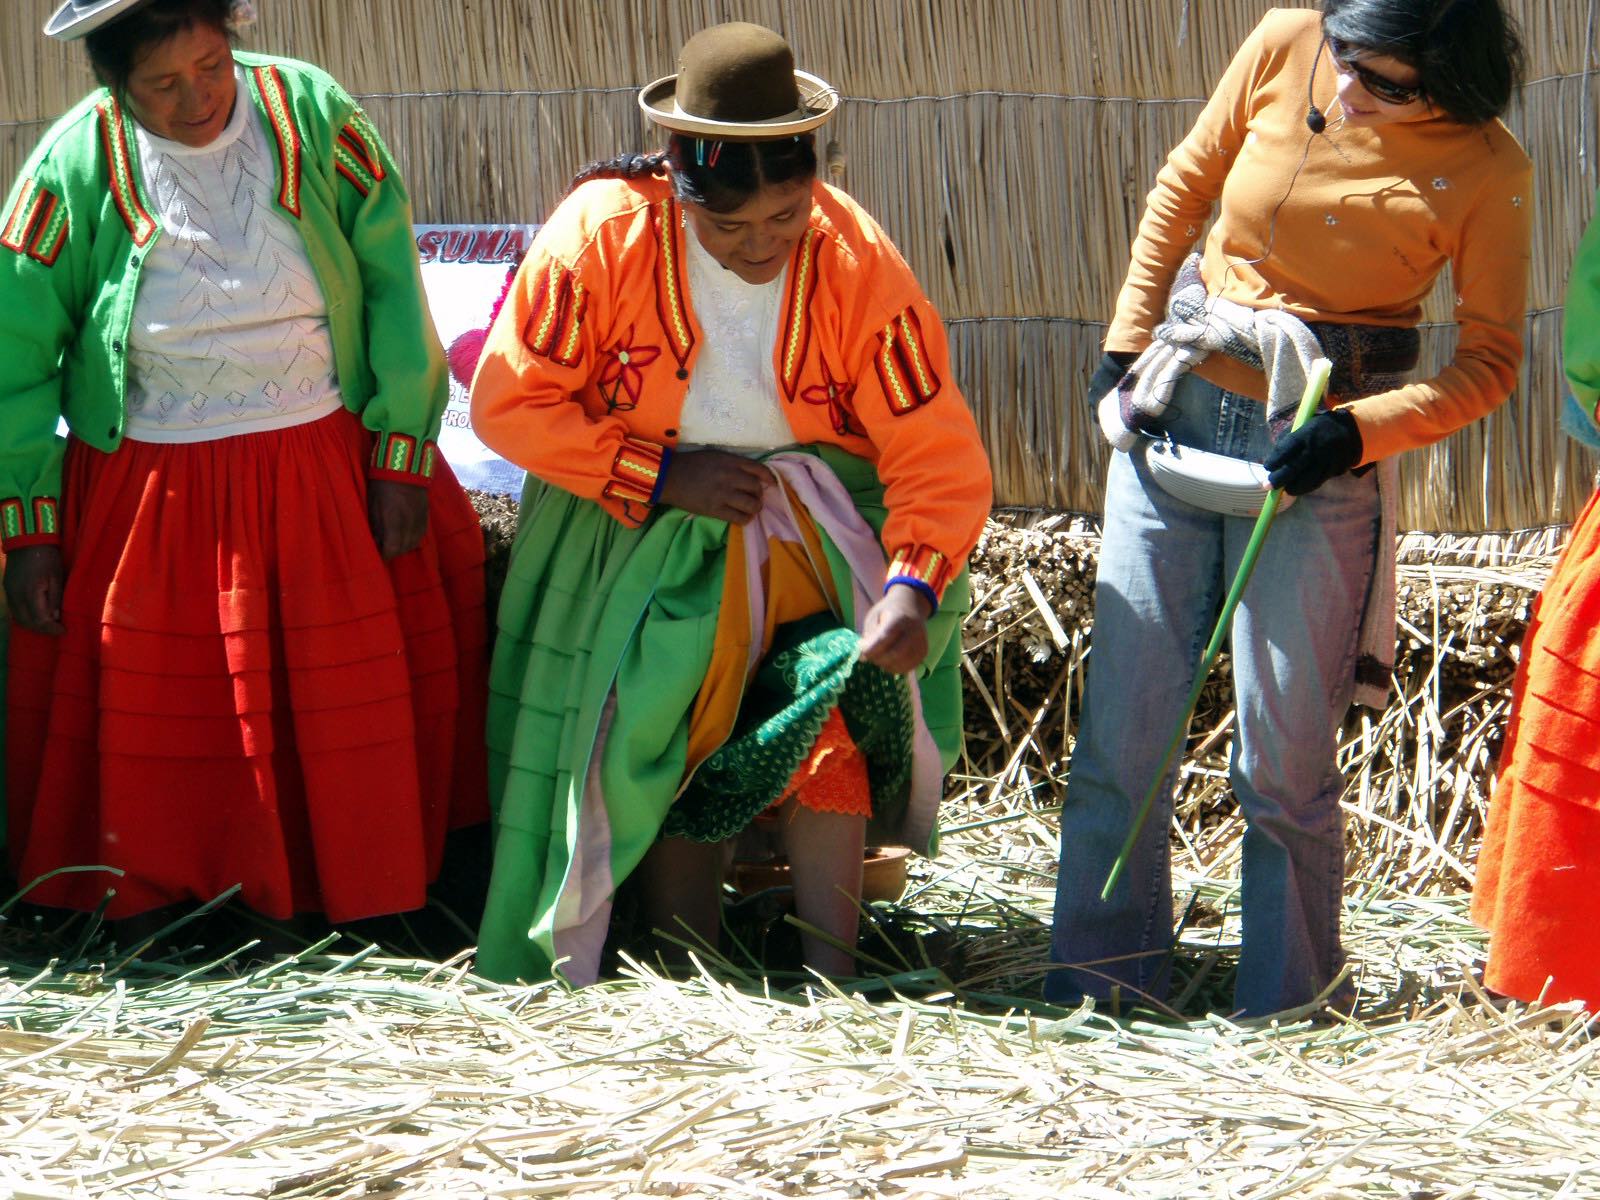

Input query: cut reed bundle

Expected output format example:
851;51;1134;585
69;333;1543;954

956;510;1560;900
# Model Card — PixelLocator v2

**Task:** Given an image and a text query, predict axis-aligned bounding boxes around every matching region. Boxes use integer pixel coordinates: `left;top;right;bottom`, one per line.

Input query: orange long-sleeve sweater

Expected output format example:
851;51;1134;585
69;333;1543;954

1105;7;1532;466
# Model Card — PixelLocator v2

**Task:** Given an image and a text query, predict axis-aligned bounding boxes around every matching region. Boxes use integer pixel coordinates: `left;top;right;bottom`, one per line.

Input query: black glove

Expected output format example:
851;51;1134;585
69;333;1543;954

1087;350;1137;408
1263;409;1364;496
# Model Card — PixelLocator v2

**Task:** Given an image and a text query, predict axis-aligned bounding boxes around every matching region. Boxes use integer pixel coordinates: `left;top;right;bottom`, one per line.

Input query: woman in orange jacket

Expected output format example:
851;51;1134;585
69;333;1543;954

468;23;992;984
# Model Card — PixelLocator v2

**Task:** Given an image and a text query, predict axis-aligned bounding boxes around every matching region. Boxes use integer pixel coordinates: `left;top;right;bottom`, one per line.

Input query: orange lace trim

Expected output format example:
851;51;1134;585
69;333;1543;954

772;707;872;817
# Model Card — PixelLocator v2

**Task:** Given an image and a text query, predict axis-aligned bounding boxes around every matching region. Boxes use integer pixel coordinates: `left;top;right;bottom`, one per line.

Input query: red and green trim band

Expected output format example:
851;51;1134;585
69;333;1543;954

370;432;438;482
96;99;157;246
253;65;303;218
523;261;587;366
779;228;824;400
876;306;942;417
0;496;60;550
1;179;45;251
334;113;386;196
886;543;955;610
28;195;69;265
1;180;70;266
602;437;666;506
653;200;695;372
0;498;23;542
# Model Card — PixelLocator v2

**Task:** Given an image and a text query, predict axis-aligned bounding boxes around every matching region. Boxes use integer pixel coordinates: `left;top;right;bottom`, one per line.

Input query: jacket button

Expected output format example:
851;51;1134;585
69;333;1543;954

664;427;677;438
111;341;123;353
676;368;688;380
107;425;117;438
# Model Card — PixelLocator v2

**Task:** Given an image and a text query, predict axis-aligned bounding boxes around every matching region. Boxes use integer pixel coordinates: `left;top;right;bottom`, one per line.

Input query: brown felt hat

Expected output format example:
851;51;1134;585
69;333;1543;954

638;23;838;139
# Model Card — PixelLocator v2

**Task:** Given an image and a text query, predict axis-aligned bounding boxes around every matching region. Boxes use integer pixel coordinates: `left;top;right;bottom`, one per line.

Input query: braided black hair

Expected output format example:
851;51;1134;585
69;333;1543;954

568;134;818;211
568;151;672;190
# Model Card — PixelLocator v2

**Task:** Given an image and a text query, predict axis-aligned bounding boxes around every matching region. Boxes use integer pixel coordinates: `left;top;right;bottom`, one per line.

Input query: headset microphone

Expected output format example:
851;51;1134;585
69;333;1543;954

1218;29;1327;313
1305;37;1326;133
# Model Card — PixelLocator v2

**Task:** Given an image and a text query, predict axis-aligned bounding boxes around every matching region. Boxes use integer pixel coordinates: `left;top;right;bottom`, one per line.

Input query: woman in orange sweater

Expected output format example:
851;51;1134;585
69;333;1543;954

1050;1;1530;1016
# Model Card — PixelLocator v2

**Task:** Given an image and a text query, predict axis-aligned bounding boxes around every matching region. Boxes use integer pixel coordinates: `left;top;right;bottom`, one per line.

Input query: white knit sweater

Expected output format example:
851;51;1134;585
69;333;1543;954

125;69;342;443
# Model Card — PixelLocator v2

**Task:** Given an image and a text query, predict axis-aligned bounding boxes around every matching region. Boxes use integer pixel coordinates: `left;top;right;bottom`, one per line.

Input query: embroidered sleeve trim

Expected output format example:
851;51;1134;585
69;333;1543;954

523;261;588;367
876;306;942;416
253;66;303;218
1;496;60;549
886;543;955;602
370;432;438;480
96;99;157;246
603;436;665;506
0;180;42;252
779;228;824;400
1;179;70;266
652;199;695;371
334;111;386;196
30;196;69;265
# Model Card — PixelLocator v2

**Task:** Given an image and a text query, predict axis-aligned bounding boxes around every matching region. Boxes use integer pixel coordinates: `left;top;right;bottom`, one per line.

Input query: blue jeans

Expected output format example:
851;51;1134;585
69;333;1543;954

1048;374;1378;1016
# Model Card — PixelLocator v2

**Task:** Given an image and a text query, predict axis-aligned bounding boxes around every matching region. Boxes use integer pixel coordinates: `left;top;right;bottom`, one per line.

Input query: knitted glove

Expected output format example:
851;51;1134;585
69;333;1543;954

1263;409;1364;496
1087;350;1136;407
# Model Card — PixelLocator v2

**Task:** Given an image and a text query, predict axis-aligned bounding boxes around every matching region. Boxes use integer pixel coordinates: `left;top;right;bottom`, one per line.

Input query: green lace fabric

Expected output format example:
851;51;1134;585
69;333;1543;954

666;615;913;843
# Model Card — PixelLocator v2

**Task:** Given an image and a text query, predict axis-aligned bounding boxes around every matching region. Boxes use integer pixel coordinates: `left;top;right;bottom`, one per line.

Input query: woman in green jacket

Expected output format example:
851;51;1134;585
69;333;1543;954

1;0;486;928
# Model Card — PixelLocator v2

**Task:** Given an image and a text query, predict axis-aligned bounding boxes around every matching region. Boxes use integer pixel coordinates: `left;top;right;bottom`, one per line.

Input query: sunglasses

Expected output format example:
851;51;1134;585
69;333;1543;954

1326;36;1424;106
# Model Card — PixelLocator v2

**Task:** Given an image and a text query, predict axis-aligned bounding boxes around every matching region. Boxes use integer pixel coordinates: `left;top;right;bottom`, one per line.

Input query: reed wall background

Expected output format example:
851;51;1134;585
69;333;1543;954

2;0;1597;529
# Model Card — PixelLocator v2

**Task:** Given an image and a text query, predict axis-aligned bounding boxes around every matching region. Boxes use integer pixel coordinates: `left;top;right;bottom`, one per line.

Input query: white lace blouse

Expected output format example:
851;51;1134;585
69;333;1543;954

676;224;796;452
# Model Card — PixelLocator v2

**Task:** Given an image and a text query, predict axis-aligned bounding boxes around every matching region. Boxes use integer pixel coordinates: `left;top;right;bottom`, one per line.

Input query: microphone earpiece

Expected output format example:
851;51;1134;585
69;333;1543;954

1231;32;1325;286
1305;37;1326;134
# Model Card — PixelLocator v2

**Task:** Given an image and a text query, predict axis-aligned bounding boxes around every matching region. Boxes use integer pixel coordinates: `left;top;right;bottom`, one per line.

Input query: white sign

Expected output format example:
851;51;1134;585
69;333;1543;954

416;224;539;495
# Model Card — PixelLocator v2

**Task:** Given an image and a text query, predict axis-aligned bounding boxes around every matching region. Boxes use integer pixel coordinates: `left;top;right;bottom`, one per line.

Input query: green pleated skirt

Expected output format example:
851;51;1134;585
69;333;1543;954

475;447;968;984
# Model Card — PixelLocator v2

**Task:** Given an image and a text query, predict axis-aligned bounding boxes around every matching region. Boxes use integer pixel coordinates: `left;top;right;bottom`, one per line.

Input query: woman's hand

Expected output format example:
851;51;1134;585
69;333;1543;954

657;449;775;525
4;544;66;635
858;584;932;675
1088;349;1137;407
367;479;431;559
1264;409;1364;495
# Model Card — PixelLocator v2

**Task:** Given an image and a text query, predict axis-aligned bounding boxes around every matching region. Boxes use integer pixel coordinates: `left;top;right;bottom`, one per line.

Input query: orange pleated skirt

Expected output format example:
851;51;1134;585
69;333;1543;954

1472;488;1600;1010
5;409;488;922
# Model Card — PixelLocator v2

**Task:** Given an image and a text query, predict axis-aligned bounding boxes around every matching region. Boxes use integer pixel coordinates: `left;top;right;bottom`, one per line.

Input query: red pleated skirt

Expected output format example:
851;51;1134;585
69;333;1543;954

5;409;488;921
1472;488;1600;1010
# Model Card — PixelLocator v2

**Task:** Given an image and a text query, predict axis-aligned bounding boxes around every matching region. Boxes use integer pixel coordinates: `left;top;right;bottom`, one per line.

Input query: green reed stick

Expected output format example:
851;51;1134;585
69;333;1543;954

1101;357;1333;901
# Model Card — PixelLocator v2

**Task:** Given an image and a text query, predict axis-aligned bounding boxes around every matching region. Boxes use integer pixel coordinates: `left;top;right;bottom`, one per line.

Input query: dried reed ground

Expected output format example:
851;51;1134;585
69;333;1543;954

2;514;1598;1198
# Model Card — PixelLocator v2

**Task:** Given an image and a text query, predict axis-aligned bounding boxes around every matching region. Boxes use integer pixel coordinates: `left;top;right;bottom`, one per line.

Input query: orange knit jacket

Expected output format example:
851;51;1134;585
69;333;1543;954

1106;8;1532;465
472;175;992;602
